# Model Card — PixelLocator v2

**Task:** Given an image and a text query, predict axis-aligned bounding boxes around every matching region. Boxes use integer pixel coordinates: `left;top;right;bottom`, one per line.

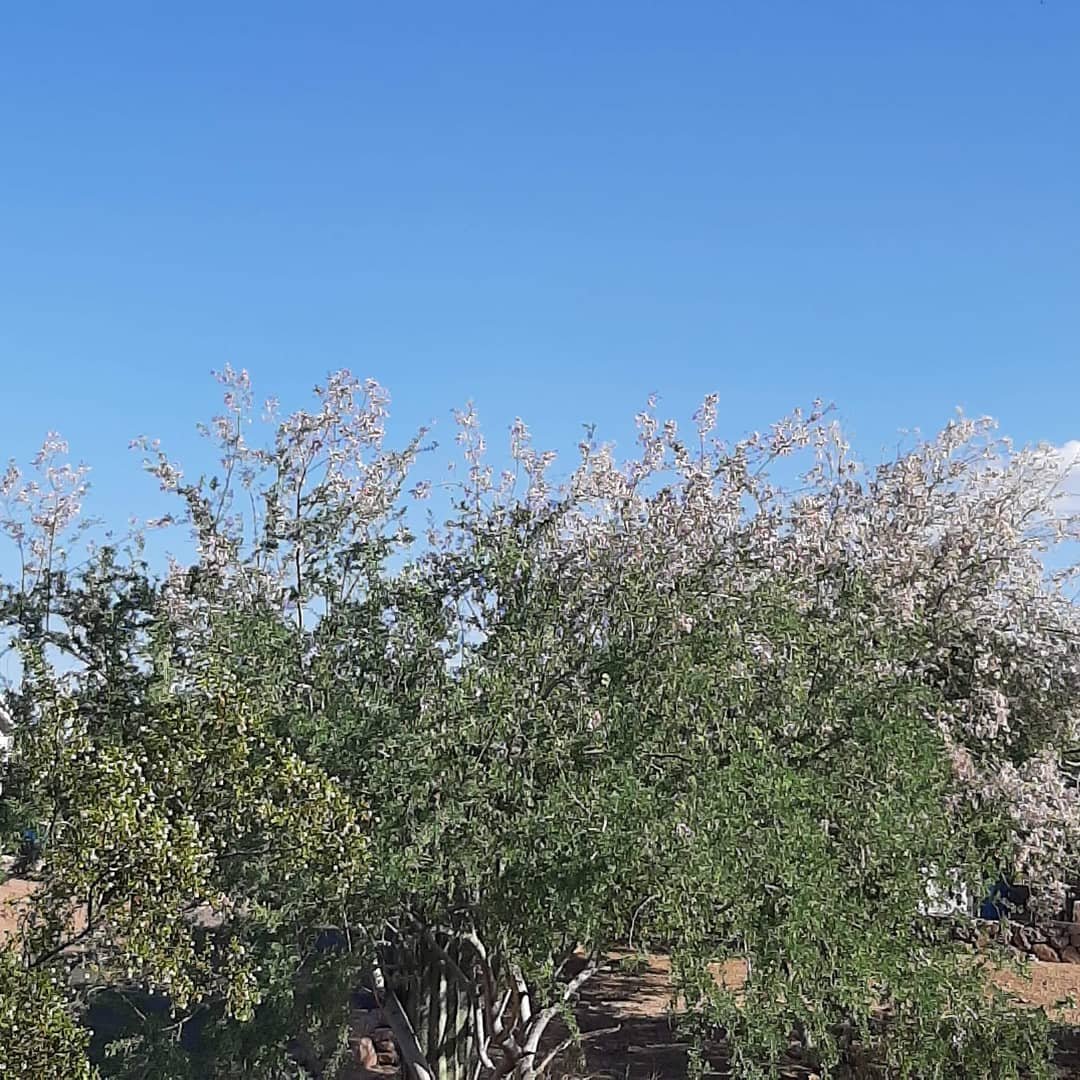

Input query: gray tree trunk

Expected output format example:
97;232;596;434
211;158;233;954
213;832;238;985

405;939;477;1080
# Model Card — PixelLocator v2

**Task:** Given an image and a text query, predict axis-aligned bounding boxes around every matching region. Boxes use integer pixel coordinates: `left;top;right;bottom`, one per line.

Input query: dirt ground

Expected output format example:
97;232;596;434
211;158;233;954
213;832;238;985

0;872;36;940
7;876;1080;1076
559;953;1080;1078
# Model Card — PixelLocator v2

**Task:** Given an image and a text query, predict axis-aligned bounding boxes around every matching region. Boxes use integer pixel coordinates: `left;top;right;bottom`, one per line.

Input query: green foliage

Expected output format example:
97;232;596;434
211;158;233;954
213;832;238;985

0;618;371;1078
2;375;1079;1078
11;627;370;1012
0;946;96;1078
883;982;1054;1080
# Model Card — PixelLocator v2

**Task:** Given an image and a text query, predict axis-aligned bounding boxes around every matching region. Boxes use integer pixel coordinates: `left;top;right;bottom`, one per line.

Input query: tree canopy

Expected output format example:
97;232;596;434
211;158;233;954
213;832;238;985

2;370;1079;1078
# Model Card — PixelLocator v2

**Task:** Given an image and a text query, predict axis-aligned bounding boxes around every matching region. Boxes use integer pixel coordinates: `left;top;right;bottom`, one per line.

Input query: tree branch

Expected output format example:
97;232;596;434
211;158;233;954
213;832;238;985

536;1023;622;1077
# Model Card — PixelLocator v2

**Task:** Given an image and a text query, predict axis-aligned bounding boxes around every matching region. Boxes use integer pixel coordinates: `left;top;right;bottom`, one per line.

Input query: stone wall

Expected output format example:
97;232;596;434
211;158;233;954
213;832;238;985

960;918;1080;964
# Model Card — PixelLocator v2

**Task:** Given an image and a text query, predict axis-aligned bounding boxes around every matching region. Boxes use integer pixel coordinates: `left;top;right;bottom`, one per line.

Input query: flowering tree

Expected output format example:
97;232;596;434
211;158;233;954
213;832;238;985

1;370;1079;1078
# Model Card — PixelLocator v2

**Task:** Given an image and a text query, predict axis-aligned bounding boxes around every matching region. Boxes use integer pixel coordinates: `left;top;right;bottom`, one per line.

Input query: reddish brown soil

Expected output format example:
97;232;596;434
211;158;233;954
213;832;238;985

562;953;1080;1078
0;873;35;942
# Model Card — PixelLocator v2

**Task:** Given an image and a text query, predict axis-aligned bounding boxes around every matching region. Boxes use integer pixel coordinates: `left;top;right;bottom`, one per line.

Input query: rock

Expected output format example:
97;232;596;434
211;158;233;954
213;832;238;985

1032;942;1060;963
1062;945;1080;964
353;1037;378;1070
1011;925;1033;952
1049;925;1072;951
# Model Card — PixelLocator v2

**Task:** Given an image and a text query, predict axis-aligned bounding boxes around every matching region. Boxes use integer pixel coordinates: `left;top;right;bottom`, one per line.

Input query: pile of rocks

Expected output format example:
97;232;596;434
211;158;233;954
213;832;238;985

968;919;1080;963
350;1008;401;1073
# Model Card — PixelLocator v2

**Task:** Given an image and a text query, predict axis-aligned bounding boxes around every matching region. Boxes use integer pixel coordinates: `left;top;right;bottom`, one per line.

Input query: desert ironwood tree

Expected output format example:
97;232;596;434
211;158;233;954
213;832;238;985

1;369;1079;1078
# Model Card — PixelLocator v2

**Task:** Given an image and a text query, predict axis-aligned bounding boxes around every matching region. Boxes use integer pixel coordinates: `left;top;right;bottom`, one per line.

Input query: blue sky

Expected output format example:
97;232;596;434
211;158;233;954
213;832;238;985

0;1;1077;536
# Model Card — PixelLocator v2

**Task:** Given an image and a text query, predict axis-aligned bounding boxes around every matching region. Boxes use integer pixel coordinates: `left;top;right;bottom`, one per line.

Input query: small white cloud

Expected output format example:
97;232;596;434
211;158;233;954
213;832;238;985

1057;441;1080;514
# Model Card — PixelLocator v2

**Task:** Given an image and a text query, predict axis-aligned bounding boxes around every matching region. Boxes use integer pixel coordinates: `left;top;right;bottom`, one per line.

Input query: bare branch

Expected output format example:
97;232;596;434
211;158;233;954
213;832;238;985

536;1023;622;1077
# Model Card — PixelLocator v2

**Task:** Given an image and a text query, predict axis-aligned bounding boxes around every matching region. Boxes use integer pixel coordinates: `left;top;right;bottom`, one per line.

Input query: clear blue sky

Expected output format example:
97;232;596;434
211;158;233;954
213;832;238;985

1;1;1077;533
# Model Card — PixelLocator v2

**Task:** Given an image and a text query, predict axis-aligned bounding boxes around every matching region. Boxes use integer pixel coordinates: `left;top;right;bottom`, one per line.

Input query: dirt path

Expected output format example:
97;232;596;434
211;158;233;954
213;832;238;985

566;952;1080;1077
